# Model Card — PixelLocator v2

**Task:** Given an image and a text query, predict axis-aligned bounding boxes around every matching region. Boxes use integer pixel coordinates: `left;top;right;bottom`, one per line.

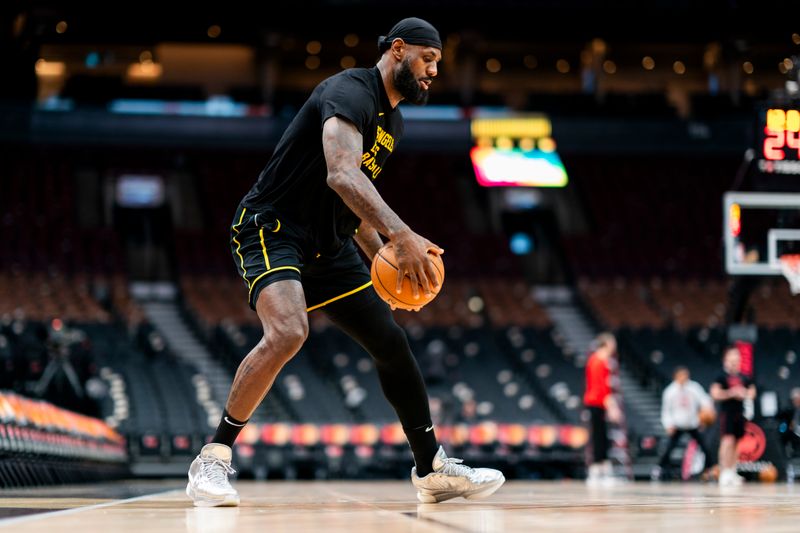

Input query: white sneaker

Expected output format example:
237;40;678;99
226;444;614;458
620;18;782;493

650;466;662;482
411;446;505;503
586;463;603;486
718;468;744;487
586;474;601;486
601;474;624;487
186;443;240;507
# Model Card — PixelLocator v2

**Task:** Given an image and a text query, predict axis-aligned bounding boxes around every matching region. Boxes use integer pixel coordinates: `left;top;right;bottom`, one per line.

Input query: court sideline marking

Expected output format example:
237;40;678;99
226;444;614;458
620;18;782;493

0;488;181;528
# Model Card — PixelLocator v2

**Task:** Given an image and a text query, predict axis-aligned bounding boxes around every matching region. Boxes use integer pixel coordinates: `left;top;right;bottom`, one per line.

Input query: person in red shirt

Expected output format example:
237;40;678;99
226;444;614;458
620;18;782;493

584;332;622;485
710;346;756;486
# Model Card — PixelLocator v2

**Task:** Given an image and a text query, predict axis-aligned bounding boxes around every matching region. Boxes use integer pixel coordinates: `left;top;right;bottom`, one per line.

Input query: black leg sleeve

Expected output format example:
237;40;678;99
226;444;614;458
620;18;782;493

323;289;439;475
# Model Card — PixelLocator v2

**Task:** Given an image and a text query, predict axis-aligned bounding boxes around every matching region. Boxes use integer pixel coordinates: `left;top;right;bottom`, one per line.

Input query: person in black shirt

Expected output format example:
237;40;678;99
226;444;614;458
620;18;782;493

710;345;756;486
777;388;800;457
186;17;504;507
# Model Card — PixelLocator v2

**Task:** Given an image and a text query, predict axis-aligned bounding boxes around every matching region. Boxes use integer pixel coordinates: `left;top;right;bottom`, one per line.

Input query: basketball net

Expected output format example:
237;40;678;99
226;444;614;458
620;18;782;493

780;254;800;295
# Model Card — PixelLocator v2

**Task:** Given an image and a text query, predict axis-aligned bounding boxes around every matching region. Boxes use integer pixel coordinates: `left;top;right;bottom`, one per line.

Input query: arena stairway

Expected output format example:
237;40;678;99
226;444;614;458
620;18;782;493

140;301;228;425
535;286;664;472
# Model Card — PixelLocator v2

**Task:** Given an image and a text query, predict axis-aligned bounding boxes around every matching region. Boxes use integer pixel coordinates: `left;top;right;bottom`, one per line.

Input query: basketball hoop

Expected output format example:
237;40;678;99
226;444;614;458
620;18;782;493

780;254;800;295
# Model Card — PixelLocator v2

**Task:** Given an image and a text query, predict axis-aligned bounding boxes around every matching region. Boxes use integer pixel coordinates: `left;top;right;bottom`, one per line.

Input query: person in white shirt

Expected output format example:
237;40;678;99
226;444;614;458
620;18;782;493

653;366;714;480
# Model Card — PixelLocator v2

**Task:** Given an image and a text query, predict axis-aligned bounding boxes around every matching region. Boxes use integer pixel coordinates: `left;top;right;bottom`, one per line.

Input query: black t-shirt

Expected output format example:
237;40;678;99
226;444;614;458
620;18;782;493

714;372;753;415
242;66;403;255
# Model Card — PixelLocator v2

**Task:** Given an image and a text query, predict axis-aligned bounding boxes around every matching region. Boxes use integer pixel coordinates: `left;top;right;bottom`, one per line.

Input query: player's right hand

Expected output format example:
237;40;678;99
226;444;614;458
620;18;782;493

390;229;444;299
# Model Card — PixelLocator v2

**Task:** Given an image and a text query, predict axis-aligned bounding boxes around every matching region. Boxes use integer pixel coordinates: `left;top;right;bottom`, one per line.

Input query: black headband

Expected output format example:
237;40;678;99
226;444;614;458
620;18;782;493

378;17;442;52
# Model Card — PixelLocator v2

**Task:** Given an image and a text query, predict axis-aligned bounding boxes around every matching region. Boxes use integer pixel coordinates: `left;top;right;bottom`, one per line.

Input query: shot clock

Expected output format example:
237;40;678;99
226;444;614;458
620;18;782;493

757;107;800;175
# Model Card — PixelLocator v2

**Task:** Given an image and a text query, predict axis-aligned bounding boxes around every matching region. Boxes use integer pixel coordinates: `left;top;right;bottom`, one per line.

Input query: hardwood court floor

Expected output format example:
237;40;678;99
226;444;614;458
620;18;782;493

2;480;800;532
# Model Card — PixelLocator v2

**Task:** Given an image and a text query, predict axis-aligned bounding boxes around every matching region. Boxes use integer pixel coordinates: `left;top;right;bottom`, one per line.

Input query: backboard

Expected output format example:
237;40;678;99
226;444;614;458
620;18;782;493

723;191;800;276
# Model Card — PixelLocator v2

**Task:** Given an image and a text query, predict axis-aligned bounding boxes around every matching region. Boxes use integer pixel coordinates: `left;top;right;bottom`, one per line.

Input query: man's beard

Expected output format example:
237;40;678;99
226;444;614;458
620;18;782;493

394;58;429;106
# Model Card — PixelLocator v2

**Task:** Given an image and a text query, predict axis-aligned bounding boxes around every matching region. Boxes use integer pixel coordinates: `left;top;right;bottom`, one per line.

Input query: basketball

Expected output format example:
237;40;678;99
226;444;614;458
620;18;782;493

759;464;778;483
370;244;444;311
699;407;716;426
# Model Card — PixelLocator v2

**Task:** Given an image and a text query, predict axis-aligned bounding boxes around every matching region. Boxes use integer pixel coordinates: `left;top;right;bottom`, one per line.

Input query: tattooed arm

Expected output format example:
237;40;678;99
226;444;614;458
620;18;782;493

323;116;443;297
323;117;408;239
354;221;384;261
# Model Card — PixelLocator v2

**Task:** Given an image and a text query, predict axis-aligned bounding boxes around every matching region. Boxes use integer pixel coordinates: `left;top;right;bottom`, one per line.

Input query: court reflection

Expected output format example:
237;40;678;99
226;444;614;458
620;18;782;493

185;507;240;533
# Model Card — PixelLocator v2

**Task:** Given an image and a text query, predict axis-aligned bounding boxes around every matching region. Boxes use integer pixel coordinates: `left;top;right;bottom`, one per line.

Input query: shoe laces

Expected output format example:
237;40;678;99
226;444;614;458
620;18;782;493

438;456;473;478
200;456;236;485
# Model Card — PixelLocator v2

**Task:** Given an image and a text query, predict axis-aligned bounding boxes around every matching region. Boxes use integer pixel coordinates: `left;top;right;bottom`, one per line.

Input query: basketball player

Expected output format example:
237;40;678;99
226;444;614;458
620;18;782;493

583;332;622;485
652;366;714;481
186;17;505;506
710;346;756;486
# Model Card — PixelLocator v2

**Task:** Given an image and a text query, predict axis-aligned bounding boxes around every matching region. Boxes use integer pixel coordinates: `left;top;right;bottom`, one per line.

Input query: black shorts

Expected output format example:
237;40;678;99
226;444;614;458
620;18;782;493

719;411;745;439
230;204;373;311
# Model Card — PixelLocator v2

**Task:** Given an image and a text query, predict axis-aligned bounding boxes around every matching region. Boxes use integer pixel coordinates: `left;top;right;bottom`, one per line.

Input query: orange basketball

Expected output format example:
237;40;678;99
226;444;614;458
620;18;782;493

759;464;778;483
699;407;716;426
370;244;444;311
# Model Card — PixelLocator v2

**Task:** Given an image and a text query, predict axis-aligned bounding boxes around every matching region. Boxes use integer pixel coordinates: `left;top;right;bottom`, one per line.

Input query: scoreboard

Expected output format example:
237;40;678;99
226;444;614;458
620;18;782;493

758;107;800;175
469;114;568;188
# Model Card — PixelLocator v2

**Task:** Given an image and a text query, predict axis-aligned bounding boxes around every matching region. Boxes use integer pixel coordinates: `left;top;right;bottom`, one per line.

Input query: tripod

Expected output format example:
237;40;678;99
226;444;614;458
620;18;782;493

33;344;84;400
